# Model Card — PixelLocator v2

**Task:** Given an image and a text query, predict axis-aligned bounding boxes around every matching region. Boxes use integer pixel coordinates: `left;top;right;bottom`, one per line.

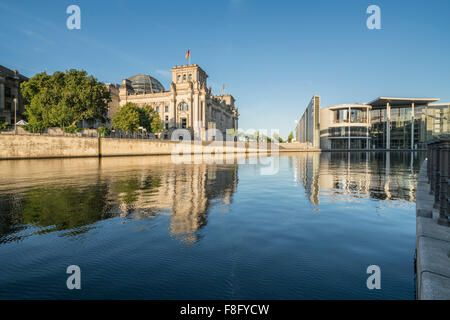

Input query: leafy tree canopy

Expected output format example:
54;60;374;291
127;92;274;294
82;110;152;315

112;102;141;133
21;69;110;131
288;131;294;142
112;103;163;134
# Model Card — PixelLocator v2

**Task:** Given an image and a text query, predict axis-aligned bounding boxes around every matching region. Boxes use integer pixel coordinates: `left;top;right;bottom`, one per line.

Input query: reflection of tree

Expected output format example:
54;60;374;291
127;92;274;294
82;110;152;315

21;184;112;235
111;174;162;215
0;194;25;242
112;179;140;204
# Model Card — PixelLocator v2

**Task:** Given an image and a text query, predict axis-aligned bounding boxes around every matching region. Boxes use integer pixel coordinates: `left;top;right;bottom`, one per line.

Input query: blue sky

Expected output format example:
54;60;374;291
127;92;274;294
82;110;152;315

1;0;449;138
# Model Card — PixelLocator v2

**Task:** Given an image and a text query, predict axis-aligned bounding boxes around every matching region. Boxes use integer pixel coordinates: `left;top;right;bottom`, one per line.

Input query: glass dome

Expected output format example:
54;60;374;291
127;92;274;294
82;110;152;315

128;74;165;94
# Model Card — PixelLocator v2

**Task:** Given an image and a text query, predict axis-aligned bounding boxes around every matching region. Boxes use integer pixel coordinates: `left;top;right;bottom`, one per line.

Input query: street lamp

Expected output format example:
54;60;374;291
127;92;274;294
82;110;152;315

14;96;17;135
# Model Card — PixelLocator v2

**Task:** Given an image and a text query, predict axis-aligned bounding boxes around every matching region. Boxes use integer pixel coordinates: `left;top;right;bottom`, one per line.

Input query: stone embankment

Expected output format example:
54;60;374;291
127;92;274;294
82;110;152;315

416;160;450;299
0;135;320;160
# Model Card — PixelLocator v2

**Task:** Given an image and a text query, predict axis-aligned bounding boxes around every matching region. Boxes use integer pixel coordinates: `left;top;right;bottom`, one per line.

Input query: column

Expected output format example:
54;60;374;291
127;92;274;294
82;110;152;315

348;105;351;149
366;106;370;150
386;102;391;149
411;102;415;150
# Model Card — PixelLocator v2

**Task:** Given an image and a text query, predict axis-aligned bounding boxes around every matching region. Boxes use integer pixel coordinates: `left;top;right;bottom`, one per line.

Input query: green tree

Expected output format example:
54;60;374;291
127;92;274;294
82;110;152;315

112;102;141;133
287;131;294;143
21;70;110;132
272;132;284;143
140;105;163;133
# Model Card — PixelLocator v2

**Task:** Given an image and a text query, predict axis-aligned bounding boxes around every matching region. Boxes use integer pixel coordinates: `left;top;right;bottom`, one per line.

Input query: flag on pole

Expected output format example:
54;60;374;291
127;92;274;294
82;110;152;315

185;49;190;63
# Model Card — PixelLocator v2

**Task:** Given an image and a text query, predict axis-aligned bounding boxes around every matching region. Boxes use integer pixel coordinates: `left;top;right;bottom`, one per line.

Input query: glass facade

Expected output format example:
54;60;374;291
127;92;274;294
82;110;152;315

419;104;450;147
333;109;367;123
369;103;449;149
128;74;164;94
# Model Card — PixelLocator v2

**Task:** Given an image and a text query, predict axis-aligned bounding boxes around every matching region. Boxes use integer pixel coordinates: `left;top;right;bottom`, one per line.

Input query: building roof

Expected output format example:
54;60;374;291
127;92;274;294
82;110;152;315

0;65;28;81
323;103;370;110
367;97;439;108
428;102;450;107
127;74;165;94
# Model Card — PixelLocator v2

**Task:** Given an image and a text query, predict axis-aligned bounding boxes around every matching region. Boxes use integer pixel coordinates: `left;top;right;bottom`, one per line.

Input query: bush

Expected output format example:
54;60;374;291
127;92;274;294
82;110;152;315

0;122;8;130
63;124;81;134
97;126;111;137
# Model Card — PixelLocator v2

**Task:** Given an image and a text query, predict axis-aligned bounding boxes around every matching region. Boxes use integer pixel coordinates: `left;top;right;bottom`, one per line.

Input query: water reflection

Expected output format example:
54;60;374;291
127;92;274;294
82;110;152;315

0;152;424;246
294;152;425;204
0;156;238;245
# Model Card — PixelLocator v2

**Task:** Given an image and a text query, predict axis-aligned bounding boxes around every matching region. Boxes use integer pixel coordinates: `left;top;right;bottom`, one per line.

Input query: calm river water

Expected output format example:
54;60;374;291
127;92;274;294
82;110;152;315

0;152;424;299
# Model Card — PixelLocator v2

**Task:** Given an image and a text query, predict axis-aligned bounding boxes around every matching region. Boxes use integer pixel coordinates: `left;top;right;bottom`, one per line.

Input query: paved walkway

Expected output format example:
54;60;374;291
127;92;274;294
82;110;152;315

416;160;450;299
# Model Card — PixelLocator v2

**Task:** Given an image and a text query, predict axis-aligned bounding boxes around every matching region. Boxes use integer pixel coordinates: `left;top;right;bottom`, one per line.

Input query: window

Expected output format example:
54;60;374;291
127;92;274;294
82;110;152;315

181;118;187;128
183;74;186;81
165;106;169;112
189;74;192;81
178;102;188;111
156;106;160;112
177;75;181;82
165;116;169;129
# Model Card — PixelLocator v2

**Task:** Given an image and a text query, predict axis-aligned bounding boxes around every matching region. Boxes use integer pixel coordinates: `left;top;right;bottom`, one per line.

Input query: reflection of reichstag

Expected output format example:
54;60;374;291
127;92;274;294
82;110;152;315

0;157;238;245
294;152;424;204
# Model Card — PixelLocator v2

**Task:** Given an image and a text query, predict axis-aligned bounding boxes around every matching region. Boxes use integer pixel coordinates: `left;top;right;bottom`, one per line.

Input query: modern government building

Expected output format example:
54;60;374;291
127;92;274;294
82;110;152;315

107;64;239;141
296;95;449;150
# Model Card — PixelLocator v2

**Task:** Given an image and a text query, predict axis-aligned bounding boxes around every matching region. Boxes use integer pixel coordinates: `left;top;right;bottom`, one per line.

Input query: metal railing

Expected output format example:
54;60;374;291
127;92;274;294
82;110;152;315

0;127;158;140
427;138;450;226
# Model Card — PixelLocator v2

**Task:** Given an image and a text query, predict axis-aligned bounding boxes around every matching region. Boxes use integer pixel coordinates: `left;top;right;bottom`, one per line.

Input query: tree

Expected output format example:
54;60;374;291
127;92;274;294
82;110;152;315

140;105;163;133
288;131;294;143
21;69;110;131
112;103;163;134
272;132;285;143
112;102;141;133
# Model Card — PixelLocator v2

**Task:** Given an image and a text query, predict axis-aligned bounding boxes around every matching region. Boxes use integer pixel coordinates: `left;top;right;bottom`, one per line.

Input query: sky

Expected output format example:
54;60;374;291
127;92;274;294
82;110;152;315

1;0;449;138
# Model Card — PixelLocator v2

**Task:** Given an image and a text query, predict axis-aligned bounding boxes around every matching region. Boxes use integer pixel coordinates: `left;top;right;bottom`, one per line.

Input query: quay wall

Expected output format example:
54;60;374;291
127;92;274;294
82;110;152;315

0;135;314;160
0;135;99;159
416;160;450;299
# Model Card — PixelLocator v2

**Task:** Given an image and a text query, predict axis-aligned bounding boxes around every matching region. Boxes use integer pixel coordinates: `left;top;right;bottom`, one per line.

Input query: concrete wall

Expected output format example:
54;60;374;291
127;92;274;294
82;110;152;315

0;135;283;159
416;160;450;299
0;135;98;159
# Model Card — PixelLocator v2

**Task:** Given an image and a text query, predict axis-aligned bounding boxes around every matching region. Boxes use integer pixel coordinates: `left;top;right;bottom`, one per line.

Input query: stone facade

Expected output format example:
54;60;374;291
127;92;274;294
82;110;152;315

109;64;238;141
0;65;28;125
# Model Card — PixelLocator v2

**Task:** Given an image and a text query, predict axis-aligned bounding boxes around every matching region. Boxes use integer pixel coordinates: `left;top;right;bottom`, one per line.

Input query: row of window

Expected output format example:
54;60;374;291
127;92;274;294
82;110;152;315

332;109;368;123
177;73;193;82
153;103;190;113
154;105;169;113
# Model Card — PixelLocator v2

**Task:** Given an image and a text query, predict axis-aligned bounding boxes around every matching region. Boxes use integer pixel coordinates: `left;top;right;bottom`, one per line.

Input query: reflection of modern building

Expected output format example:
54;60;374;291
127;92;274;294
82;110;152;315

296;95;449;150
0;65;28;125
108;64;239;140
294;152;424;204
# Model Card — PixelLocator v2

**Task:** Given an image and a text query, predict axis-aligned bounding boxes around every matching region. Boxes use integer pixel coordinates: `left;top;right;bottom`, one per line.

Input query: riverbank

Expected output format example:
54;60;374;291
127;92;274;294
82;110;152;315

0;135;320;160
416;160;450;299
